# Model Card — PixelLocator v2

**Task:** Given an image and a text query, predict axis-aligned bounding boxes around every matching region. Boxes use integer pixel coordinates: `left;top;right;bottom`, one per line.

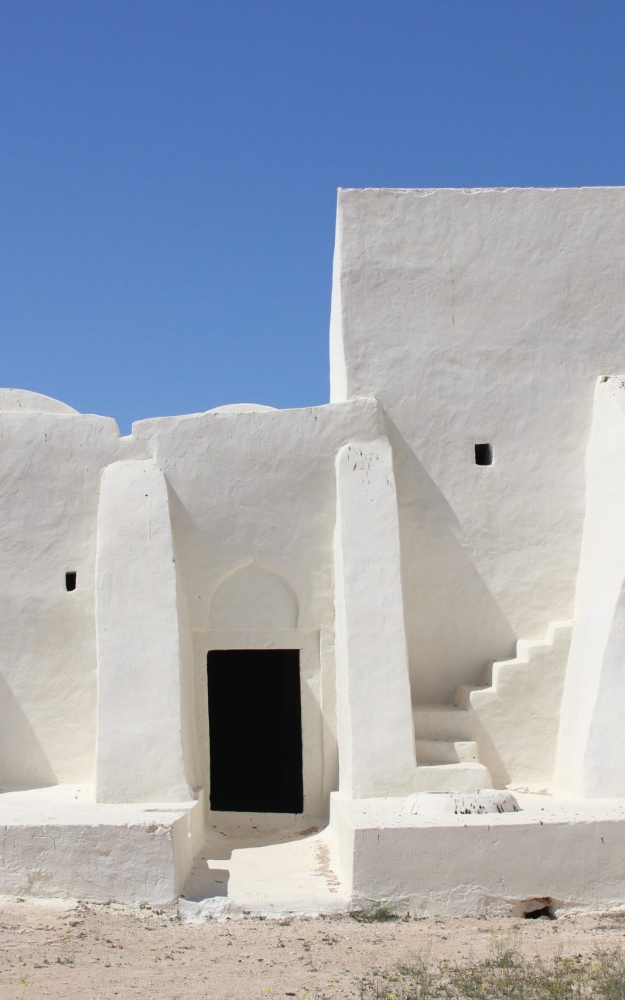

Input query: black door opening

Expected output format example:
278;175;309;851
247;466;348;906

207;649;304;814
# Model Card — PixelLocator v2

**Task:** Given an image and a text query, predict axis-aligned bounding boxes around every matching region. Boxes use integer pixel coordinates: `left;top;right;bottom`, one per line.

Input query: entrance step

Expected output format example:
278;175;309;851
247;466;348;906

182;828;348;916
415;762;492;792
413;705;491;791
415;739;479;765
412;704;473;741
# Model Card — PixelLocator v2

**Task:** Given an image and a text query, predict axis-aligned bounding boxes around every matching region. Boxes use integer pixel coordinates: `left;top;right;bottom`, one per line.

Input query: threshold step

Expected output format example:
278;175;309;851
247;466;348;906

415;739;479;765
415;763;492;793
412;704;473;741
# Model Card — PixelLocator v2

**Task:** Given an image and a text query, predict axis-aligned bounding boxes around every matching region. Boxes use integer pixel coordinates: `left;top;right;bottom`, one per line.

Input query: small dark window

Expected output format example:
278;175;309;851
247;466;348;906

65;572;77;592
475;443;493;466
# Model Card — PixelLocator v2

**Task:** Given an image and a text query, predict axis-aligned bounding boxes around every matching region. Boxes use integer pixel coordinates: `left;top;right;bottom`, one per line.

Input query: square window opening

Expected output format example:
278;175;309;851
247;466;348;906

475;443;493;466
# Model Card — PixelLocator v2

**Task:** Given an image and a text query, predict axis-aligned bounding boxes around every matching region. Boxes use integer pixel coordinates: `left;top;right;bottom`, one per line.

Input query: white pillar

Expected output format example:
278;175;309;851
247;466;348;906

95;460;193;803
333;438;417;798
556;377;625;797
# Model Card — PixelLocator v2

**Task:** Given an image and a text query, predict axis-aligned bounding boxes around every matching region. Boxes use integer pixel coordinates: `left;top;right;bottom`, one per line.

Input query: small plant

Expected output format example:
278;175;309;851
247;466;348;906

351;902;400;923
358;944;625;1000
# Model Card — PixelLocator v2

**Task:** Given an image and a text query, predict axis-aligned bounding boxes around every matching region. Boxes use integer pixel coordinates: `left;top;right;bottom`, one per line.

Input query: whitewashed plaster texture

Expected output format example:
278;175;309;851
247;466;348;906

0;409;143;793
130;400;385;637
4;188;625;908
0;388;79;414
333;439;417;797
330;187;625;702
207;403;278;414
0;786;203;904
95;460;194;803
0;396;386;806
132;400;388;828
556;377;625;797
331;793;625;916
456;621;573;788
209;561;299;630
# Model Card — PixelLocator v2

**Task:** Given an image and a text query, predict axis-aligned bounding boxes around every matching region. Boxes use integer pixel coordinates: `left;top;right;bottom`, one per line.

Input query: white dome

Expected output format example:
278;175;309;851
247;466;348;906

0;389;79;414
207;403;277;414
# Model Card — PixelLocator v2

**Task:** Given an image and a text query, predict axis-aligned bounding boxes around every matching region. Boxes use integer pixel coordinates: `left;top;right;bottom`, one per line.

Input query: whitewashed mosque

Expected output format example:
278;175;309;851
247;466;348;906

2;187;625;915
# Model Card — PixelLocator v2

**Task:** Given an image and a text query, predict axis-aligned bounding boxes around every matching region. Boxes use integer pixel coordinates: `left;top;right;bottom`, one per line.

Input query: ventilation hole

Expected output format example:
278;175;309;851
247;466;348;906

524;905;553;920
65;572;77;592
520;897;555;919
475;443;493;466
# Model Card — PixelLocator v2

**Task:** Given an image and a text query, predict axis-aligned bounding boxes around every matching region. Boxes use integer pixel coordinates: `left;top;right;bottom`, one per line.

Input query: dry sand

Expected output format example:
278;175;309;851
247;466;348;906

1;898;625;999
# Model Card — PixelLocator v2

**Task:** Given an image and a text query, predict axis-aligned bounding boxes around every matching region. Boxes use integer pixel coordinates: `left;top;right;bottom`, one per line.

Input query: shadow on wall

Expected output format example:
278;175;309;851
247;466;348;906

182;860;231;902
470;712;513;788
0;672;57;791
385;417;517;704
582;571;625;797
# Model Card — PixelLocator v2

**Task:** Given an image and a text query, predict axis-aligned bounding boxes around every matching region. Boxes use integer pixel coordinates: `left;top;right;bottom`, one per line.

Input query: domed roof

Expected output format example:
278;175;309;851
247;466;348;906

0;389;79;414
207;403;277;414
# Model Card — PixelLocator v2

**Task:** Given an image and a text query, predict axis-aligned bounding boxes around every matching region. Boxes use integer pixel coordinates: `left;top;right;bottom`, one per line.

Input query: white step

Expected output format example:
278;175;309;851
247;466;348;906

416;739;479;765
415;763;492;793
412;704;473;741
454;684;487;710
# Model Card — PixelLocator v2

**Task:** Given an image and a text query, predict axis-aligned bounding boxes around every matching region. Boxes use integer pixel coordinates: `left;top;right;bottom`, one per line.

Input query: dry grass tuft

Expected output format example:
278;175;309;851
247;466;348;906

358;943;625;999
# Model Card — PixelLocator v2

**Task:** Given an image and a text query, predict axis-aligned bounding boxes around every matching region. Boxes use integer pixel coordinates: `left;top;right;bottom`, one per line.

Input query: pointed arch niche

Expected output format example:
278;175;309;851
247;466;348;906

209;561;299;631
193;561;329;836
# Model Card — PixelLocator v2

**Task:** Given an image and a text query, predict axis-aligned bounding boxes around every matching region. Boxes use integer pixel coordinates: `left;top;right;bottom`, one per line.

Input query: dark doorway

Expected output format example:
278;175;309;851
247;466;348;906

207;649;304;814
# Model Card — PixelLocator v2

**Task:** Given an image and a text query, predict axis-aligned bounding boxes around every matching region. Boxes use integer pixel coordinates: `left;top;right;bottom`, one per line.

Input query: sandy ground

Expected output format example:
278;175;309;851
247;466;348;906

1;899;625;1000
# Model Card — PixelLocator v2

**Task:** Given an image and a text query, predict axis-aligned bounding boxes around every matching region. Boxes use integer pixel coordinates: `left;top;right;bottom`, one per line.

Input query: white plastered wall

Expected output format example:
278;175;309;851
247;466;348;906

130;400;385;639
0;394;393;823
330;187;625;704
556;377;625;797
0;405;145;792
133;400;388;823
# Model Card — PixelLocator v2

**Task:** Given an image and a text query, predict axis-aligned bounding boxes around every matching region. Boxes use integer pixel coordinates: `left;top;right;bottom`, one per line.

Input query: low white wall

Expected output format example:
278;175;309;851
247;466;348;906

0;800;199;904
332;796;625;915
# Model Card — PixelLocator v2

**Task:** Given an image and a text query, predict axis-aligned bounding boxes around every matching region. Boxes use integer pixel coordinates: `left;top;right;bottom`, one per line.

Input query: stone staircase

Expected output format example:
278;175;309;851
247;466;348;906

412;621;573;792
412;705;492;791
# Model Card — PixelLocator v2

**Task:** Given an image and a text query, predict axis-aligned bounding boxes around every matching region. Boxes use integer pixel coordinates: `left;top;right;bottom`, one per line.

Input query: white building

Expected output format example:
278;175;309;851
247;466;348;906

2;187;625;914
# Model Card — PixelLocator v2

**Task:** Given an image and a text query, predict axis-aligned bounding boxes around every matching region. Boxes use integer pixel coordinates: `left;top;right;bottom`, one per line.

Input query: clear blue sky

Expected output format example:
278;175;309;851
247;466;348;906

1;2;623;431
